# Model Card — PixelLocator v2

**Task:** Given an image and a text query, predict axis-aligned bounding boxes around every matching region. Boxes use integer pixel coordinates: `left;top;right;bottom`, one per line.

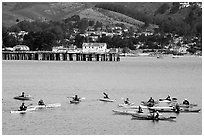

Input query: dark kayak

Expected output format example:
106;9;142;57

149;108;201;113
99;98;115;102
132;113;176;121
13;95;33;101
70;100;81;104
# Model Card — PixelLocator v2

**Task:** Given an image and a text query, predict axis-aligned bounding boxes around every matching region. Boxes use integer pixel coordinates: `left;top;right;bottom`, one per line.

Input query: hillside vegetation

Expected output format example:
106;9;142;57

2;2;144;29
95;2;202;36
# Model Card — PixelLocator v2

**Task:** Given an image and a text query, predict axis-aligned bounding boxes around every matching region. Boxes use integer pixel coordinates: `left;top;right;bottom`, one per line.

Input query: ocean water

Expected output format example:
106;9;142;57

2;56;202;135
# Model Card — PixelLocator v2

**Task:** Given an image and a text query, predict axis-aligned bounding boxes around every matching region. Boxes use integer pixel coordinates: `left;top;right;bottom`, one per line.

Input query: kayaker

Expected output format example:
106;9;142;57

124;98;130;104
38;99;45;105
73;95;80;101
154;111;159;120
103;92;109;99
173;103;180;112
147;97;154;103
166;95;171;101
138;105;143;113
19;102;27;111
20;92;25;97
183;99;190;105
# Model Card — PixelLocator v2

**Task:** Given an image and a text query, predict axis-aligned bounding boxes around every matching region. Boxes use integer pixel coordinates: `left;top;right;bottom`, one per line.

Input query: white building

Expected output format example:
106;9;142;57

13;45;30;51
82;43;107;53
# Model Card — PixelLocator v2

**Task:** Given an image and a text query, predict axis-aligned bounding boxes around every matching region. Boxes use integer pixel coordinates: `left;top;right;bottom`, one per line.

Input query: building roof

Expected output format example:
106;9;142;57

82;43;107;47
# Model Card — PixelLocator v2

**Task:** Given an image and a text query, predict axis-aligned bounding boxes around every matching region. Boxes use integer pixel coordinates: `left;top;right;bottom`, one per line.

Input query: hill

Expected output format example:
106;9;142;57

2;2;145;29
95;2;202;36
3;2;201;36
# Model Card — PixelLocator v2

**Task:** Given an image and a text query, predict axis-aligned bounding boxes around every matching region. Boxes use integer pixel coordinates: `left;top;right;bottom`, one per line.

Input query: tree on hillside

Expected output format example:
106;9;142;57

78;18;89;33
155;3;170;15
24;31;56;51
88;20;95;26
74;34;85;48
71;15;80;22
94;21;103;30
169;2;180;14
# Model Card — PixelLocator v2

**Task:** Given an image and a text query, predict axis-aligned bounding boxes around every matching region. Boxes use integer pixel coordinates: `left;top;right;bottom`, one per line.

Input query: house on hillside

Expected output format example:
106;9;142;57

82;43;107;53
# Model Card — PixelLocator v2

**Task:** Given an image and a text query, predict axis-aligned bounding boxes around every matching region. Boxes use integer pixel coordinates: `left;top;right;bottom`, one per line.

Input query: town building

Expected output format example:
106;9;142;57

82;43;107;53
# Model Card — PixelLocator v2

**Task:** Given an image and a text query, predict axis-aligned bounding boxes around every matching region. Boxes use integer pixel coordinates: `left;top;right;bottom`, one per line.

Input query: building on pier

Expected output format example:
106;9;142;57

82;43;107;53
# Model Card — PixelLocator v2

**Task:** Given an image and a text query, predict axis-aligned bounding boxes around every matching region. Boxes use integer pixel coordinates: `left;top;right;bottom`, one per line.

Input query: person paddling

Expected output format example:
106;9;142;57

154;111;159;120
148;97;154;103
19;102;27;111
173;103;180;113
150;110;159;120
138;105;143;113
38;99;45;105
166;95;171;101
20;92;25;97
73;95;80;101
124;98;130;104
103;92;109;99
183;99;190;105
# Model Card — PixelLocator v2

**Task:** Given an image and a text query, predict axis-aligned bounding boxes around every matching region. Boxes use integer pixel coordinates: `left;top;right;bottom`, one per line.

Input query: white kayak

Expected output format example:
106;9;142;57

112;109;141;115
121;105;173;110
120;105;148;109
10;107;36;114
99;98;115;102
148;106;174;111
28;103;61;109
118;103;135;107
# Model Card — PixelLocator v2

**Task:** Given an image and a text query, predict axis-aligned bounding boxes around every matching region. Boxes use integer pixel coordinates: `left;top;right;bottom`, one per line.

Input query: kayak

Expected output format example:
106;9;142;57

158;99;171;103
159;97;177;102
120;105;148;109
169;103;198;108
70;100;81;104
28;103;61;109
10;107;36;114
112;109;142;115
121;105;172;110
178;103;198;108
141;98;176;106
132;113;176;121
148;106;174;111
13;95;33;101
149;108;201;113
99;98;115;102
118;103;135;107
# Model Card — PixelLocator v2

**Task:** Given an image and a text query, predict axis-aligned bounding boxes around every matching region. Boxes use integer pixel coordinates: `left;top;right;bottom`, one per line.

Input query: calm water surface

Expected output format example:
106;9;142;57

2;56;202;135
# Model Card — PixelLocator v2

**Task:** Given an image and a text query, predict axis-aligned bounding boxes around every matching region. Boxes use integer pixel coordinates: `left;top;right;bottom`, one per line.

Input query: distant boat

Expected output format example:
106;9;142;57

138;53;150;56
172;55;180;58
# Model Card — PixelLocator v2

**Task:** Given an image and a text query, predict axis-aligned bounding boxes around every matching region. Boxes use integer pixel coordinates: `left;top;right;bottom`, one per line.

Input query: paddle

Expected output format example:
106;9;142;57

67;96;74;99
169;116;176;119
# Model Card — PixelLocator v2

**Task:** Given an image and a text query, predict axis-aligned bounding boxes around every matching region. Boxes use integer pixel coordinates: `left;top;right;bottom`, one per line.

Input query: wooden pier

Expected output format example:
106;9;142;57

2;51;120;61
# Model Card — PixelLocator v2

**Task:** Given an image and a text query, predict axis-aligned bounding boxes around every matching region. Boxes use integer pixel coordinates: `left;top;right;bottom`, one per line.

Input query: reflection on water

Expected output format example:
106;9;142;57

2;57;202;135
